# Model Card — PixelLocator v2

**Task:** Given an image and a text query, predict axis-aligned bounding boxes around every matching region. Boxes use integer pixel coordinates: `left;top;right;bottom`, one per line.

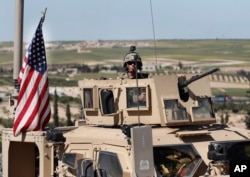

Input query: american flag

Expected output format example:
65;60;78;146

13;17;51;136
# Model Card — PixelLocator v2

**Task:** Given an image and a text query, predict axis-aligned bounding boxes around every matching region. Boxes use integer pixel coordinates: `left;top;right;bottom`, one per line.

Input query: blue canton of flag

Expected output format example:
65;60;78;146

27;30;47;74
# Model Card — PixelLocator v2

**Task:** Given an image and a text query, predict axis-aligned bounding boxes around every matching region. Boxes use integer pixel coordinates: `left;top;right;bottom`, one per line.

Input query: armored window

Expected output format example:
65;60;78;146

126;86;148;109
208;140;250;161
192;98;215;119
99;89;115;115
83;88;93;108
153;144;205;177
164;99;187;120
83;87;98;110
98;151;123;177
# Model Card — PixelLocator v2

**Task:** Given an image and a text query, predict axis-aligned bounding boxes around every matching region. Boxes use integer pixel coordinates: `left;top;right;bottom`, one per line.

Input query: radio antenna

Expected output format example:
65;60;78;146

130;46;142;126
135;59;141;126
149;0;158;73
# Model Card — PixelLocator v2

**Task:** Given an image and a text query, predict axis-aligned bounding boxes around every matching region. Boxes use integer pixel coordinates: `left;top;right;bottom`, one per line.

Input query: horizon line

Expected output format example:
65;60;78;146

2;38;250;43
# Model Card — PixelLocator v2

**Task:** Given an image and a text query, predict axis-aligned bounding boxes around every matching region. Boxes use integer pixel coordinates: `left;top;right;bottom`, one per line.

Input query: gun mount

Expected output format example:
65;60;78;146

178;67;219;102
3;67;250;177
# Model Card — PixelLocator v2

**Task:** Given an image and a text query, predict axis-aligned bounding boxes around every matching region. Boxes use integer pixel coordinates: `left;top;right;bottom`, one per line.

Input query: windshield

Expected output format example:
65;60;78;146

153;144;203;177
192;98;215;119
126;87;147;108
164;99;187;121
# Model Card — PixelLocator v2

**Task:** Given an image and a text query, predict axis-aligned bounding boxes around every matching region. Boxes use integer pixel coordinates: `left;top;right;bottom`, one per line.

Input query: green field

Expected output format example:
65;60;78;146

1;39;250;98
1;39;250;67
212;88;250;97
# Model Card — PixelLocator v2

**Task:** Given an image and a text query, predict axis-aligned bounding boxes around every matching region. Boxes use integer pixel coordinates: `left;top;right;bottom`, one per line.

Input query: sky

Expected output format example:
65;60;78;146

1;0;250;42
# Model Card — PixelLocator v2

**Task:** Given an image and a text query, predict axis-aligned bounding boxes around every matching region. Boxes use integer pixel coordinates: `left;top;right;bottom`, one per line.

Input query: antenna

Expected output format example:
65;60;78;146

131;46;141;126
135;62;141;126
149;0;158;73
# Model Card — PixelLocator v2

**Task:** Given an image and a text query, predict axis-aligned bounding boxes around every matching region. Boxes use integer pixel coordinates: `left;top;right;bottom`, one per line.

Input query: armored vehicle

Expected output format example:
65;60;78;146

2;63;250;177
2;3;250;176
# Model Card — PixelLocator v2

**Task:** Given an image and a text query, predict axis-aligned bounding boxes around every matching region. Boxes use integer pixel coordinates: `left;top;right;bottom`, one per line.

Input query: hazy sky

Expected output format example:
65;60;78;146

1;0;250;42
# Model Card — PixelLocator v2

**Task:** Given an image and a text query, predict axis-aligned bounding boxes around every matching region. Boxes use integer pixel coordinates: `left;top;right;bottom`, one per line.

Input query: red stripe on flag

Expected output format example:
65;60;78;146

35;79;51;130
13;67;36;130
18;73;43;131
18;56;28;83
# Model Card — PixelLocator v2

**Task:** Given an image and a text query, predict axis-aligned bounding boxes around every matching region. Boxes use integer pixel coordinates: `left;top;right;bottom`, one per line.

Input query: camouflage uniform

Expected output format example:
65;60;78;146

118;72;145;79
119;46;147;107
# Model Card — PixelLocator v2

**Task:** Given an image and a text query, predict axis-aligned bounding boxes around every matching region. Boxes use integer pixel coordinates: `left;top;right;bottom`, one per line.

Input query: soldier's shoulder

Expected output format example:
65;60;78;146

117;72;128;79
138;72;153;79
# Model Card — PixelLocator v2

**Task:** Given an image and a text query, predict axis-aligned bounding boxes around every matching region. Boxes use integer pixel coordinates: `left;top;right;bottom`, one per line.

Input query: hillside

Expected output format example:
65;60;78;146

1;39;250;68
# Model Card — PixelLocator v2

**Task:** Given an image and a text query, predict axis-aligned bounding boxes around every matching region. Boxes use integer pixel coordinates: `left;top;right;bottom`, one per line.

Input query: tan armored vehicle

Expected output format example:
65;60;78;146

3;1;250;176
2;58;250;177
3;2;250;176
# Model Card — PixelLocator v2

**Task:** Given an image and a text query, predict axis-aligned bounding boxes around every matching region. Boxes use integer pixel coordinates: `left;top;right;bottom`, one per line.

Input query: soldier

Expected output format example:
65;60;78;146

119;46;144;79
119;46;147;107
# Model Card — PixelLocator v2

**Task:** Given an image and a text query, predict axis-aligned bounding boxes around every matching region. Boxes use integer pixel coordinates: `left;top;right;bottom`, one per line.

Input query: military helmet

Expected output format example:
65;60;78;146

123;46;143;70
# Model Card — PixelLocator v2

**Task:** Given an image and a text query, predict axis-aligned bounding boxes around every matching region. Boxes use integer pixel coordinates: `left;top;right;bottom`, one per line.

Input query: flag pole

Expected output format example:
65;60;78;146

13;0;24;94
41;7;47;23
